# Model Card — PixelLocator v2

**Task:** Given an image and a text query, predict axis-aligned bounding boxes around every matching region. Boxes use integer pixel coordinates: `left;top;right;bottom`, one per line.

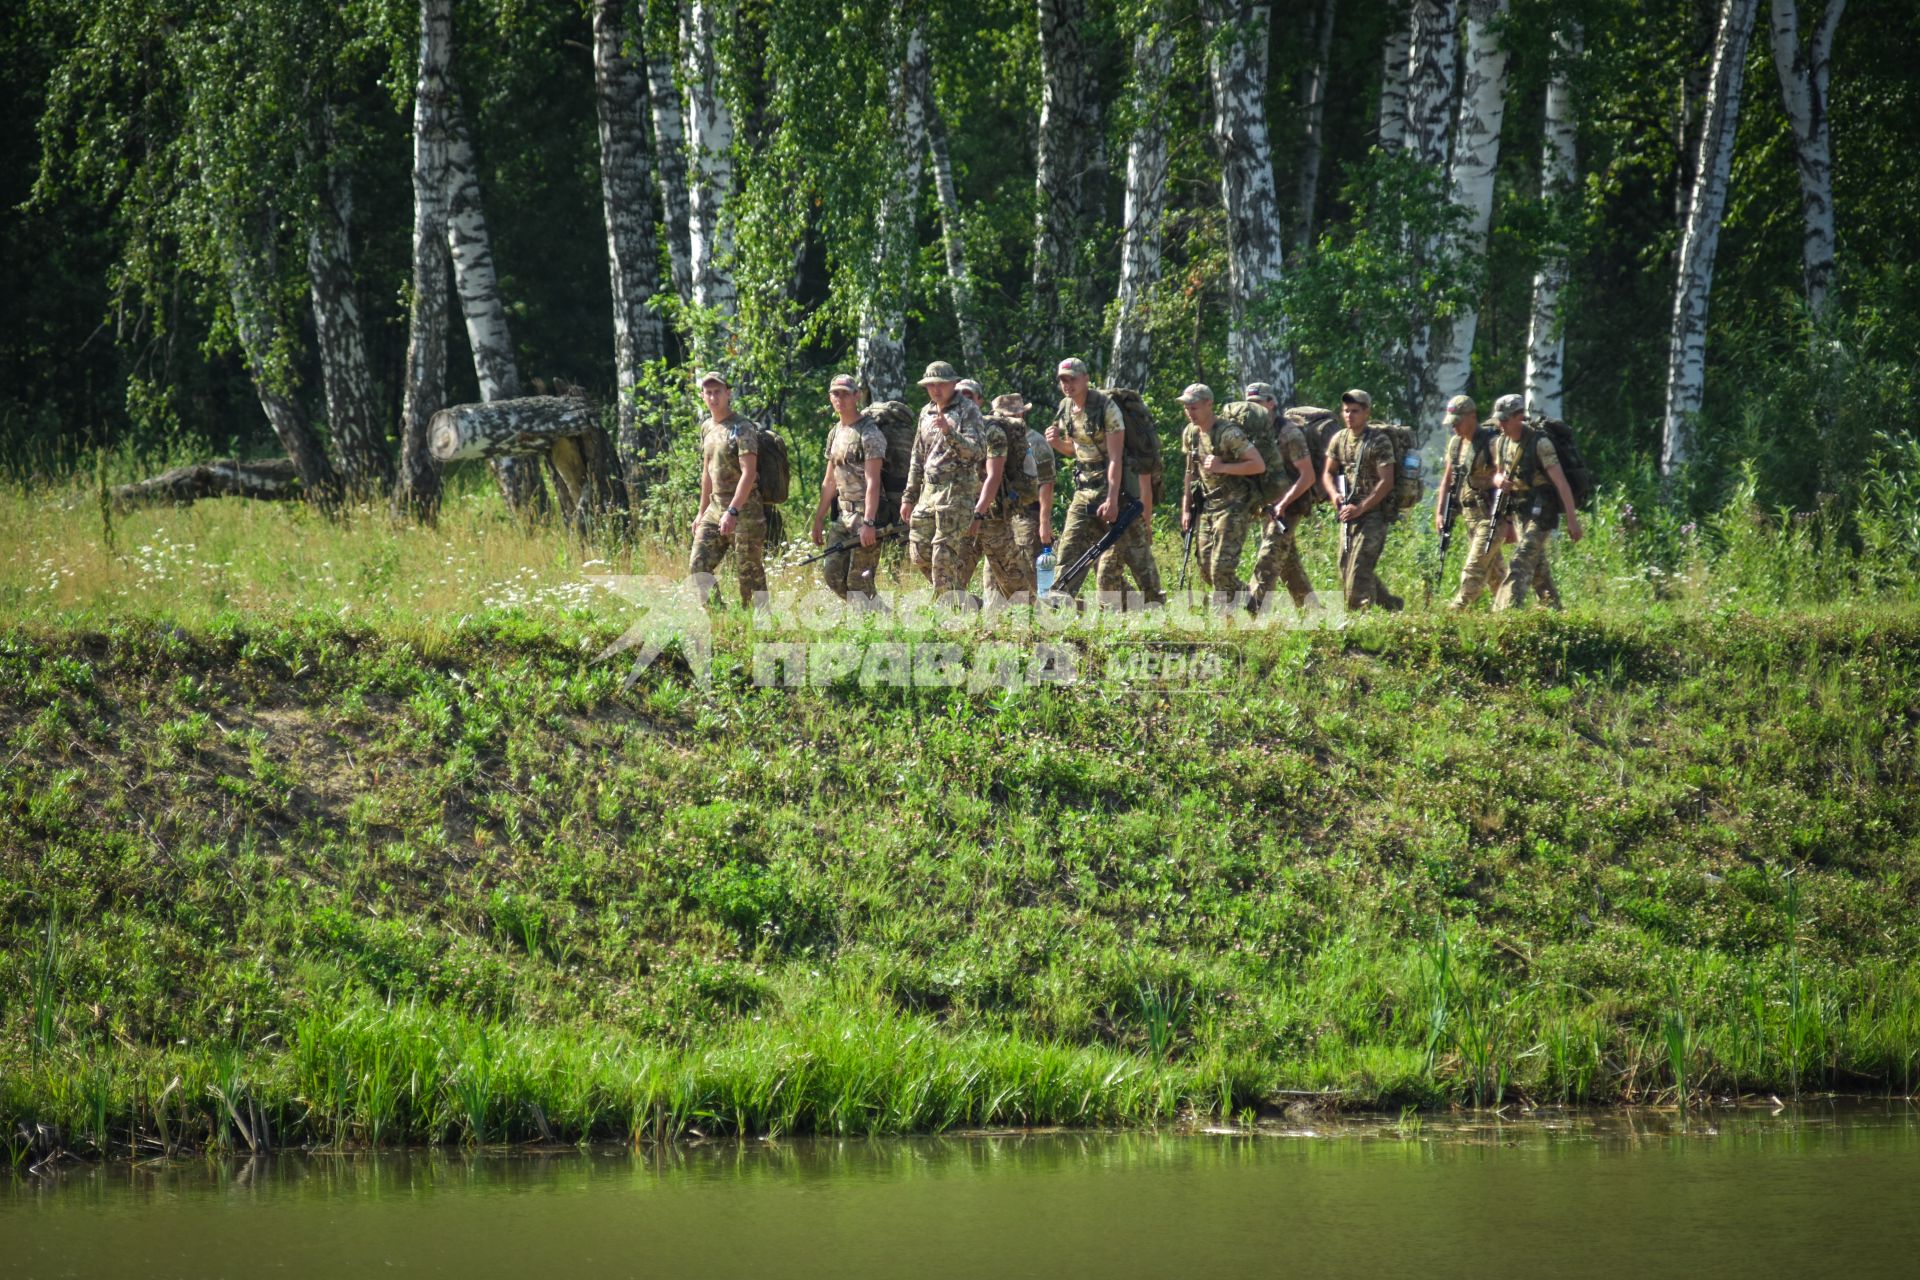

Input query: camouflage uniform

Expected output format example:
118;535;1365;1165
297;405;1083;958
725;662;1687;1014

1248;417;1317;612
971;418;1033;601
1326;426;1402;612
909;397;991;597
1445;428;1506;609
1053;392;1163;603
821;417;890;600
1492;429;1563;611
902;426;939;584
687;412;767;606
1181;417;1257;603
1010;426;1056;564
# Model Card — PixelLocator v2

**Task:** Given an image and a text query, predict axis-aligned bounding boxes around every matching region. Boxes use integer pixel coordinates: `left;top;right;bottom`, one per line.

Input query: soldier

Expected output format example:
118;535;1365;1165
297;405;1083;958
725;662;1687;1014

687;370;767;607
1320;388;1404;613
809;372;888;603
1177;384;1266;609
1242;381;1322;615
957;378;986;410
898;361;993;599
995;393;1055;566
973;393;1036;601
1044;357;1164;606
1489;393;1582;610
1435;394;1503;610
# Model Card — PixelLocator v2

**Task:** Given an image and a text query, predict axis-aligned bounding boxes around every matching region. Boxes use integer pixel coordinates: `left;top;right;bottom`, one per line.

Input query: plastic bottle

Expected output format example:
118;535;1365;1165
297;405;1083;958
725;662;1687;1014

1035;546;1057;594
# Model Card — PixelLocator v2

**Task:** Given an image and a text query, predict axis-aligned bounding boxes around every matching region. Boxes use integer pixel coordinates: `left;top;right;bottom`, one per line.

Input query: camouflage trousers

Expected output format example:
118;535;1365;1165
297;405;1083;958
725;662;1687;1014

1249;510;1315;612
1055;489;1163;605
1194;502;1253;604
979;509;1034;601
1493;512;1561;611
820;518;884;602
1450;507;1506;609
906;507;937;584
688;508;767;607
929;505;982;598
1337;510;1402;612
1010;504;1047;565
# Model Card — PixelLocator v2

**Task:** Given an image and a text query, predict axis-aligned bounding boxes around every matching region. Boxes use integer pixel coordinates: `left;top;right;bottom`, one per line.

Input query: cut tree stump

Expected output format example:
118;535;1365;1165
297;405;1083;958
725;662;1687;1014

430;394;628;533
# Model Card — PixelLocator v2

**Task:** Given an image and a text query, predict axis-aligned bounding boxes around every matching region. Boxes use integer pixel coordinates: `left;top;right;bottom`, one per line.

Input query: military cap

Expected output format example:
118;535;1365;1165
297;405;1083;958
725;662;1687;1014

1178;383;1214;405
992;393;1031;416
1055;357;1090;379
696;369;730;388
828;373;858;393
1340;388;1372;408
917;361;960;386
1493;393;1526;419
956;378;984;401
1243;382;1279;404
1442;394;1476;423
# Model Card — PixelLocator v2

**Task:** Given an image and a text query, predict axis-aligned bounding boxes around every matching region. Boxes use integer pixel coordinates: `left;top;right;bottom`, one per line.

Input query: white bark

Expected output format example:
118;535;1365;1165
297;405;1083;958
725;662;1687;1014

1405;0;1459;170
306;160;391;498
1108;15;1174;391
1205;0;1294;401
646;0;693;306
681;0;737;326
595;0;667;495
1378;21;1411;152
1662;0;1760;478
1031;0;1100;358
1525;25;1580;420
857;17;928;403
430;397;603;461
396;0;452;520
924;75;984;373
1769;0;1844;317
1295;0;1337;247
1427;0;1510;414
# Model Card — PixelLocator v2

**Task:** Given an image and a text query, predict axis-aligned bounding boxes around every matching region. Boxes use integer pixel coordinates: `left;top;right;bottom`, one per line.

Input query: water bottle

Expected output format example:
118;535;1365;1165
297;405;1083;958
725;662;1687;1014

1035;545;1057;594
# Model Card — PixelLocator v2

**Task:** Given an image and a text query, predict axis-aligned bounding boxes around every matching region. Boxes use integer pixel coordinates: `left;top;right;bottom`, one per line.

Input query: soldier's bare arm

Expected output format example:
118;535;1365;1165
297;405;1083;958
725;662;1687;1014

1546;462;1584;542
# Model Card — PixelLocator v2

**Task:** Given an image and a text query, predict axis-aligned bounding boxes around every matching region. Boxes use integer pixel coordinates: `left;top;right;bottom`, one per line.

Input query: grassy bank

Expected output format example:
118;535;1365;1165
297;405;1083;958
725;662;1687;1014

3;595;1918;1159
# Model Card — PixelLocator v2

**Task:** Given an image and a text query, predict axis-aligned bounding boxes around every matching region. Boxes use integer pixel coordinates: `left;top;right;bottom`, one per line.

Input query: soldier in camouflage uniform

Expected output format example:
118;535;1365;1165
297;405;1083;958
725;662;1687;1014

1242;382;1321;615
1488;393;1583;611
1177;384;1267;608
1320;388;1404;613
810;372;888;602
995;393;1055;566
973;394;1036;601
898;361;992;599
1435;394;1504;609
687;370;768;607
1044;357;1164;606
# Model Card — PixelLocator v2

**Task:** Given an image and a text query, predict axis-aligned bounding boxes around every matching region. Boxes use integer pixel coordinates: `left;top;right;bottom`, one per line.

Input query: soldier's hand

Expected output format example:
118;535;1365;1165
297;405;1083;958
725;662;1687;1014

1272;501;1288;525
899;501;913;525
1338;503;1360;523
1180;509;1192;533
1099;497;1119;525
719;510;739;536
1565;514;1584;543
1200;454;1222;475
859;523;877;549
1433;512;1445;534
935;410;952;433
809;520;824;547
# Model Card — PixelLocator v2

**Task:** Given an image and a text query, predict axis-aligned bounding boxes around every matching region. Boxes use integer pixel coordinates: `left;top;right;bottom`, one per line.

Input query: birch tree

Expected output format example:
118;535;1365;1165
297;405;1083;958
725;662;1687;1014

1525;25;1580;420
1108;11;1174;391
395;0;453;521
857;16;928;402
924;70;985;373
1295;0;1338;248
1426;0;1510;409
445;96;545;514
1661;0;1760;479
646;0;694;307
1205;0;1293;399
1769;0;1846;317
1378;21;1411;151
305;157;390;499
1031;0;1101;359
682;0;738;332
1402;0;1460;421
594;0;668;496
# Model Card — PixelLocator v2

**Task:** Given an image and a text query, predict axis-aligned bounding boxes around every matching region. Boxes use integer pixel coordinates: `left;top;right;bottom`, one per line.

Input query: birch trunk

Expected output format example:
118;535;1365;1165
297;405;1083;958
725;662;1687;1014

646;0;694;306
431;396;628;535
1661;0;1760;478
594;0;668;498
1204;0;1294;401
1426;0;1510;411
857;16;928;403
1378;21;1411;151
111;458;303;512
924;78;985;374
1769;0;1845;317
1405;0;1460;170
444;97;548;516
1030;0;1100;360
1525;25;1580;420
1108;16;1174;392
682;0;737;330
395;0;452;521
305;160;391;499
1295;0;1337;248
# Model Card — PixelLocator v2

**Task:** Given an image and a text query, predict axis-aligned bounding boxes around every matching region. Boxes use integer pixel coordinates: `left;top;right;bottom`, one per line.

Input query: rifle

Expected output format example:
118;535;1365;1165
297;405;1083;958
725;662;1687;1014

1053;495;1145;597
1179;444;1201;598
790;521;905;568
1474;486;1507;568
1431;483;1461;601
1335;474;1352;558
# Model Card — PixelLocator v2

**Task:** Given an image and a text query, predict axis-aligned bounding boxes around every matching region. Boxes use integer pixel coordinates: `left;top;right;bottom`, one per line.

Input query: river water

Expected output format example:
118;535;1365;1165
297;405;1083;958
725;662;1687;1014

5;1106;1916;1279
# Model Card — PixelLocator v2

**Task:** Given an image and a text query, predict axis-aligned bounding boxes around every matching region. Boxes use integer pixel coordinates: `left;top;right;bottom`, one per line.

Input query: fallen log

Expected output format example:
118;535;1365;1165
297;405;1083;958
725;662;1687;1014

430;394;628;534
110;458;302;512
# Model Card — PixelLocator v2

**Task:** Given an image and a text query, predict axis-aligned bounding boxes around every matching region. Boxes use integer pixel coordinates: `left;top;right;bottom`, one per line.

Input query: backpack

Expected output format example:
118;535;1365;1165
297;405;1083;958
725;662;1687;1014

990;414;1037;504
1371;421;1423;516
1283;405;1340;509
864;400;918;509
1524;415;1593;509
1098;387;1165;483
1215;401;1290;507
754;423;791;504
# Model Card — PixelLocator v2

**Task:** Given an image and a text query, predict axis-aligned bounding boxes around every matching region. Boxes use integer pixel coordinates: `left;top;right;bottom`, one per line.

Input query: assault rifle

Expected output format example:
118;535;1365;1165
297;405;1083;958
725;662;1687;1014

1053;495;1145;598
1431;483;1461;600
1179;444;1202;597
1335;474;1353;557
1474;485;1507;567
790;521;905;568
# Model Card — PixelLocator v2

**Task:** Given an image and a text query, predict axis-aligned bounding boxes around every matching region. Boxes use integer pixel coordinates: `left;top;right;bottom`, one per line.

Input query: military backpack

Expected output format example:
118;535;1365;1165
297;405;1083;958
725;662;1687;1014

990;414;1038;505
755;423;791;504
864;400;918;515
1523;415;1594;509
1214;400;1290;507
1283;405;1341;511
1371;421;1423;516
1097;387;1166;483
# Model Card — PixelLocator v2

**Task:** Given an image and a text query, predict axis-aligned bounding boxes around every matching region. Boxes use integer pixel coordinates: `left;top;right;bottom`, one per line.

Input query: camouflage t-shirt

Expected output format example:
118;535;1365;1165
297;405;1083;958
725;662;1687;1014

1495;429;1561;501
1054;391;1140;499
1274;419;1314;502
1182;419;1257;507
1026;428;1057;492
826;418;889;523
1446;428;1498;509
699;412;762;518
1326;425;1394;506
